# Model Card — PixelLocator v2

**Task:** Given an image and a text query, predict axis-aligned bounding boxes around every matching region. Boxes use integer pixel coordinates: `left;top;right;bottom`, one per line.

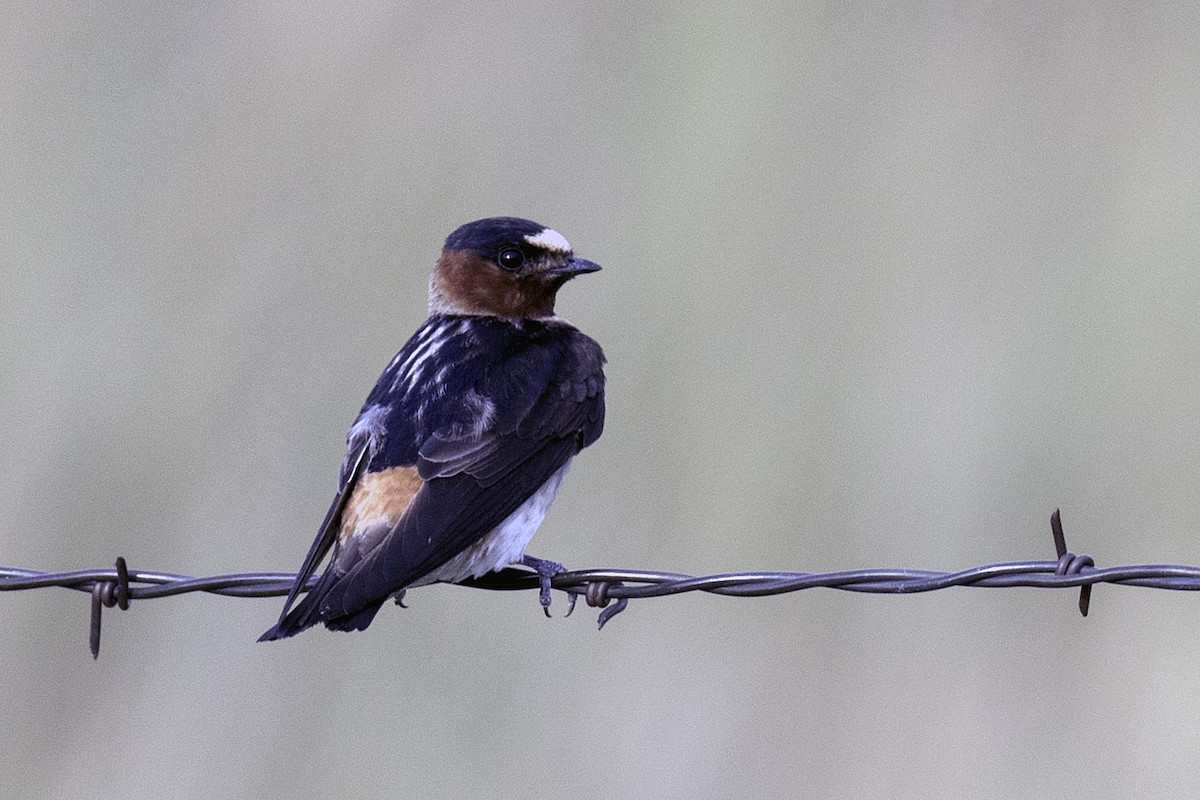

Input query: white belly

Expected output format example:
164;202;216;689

418;462;571;585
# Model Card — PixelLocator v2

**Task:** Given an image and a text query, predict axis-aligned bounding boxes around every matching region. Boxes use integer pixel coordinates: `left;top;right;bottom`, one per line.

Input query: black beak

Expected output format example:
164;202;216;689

550;256;601;277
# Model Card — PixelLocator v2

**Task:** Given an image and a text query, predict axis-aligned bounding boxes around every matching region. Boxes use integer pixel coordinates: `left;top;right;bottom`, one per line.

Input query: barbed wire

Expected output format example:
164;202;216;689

4;510;1199;658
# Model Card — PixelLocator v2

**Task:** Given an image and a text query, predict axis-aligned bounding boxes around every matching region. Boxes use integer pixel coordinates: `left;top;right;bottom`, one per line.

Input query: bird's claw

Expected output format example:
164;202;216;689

521;555;567;616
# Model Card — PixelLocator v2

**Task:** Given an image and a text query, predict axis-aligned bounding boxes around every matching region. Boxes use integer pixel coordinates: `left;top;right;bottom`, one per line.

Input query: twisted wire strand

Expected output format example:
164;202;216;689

3;510;1197;658
7;561;1200;599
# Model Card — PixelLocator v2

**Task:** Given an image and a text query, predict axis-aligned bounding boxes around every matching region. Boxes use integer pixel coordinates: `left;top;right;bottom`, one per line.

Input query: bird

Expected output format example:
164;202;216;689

259;216;605;640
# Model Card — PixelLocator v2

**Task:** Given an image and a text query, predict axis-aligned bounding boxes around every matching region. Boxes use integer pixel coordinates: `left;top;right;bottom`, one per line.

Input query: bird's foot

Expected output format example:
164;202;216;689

521;555;575;617
392;589;408;608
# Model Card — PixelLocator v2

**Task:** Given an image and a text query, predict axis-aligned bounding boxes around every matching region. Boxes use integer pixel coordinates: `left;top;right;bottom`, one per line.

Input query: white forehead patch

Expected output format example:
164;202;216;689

524;227;572;253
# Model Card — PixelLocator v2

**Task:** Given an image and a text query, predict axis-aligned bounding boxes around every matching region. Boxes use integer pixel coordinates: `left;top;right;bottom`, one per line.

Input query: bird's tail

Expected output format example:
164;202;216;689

257;570;386;641
257;591;323;642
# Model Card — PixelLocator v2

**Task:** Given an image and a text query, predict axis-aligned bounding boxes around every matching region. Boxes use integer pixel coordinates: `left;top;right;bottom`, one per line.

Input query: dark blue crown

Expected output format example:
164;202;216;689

443;217;551;253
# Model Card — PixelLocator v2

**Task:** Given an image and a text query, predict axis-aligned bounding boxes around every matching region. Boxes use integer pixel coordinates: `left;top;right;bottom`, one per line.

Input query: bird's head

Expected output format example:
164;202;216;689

429;217;601;319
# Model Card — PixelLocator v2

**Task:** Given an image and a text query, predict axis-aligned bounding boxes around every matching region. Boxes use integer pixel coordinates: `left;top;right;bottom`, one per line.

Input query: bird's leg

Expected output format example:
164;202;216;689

521;555;575;617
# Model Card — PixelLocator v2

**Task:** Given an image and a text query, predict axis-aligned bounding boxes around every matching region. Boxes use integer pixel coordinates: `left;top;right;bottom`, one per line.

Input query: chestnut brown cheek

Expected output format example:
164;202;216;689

436;252;558;317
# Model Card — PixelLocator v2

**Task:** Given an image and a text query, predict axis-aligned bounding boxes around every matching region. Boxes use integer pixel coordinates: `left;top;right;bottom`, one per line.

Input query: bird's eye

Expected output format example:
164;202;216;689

497;246;525;271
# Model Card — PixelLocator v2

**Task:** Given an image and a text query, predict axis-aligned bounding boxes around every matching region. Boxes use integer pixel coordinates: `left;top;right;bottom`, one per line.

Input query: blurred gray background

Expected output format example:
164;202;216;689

3;2;1200;797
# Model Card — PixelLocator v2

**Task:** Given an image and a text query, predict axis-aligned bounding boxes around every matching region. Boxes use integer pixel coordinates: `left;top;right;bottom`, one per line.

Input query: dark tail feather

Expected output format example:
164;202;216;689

257;591;324;641
258;565;338;641
257;571;387;641
323;600;387;632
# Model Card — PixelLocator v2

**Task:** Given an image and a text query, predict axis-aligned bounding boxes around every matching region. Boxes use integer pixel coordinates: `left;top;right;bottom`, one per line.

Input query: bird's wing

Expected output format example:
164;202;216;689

315;331;605;623
257;429;372;640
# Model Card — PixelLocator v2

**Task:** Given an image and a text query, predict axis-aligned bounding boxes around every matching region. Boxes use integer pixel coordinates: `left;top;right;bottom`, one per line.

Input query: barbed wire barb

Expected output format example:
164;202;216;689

5;508;1200;659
